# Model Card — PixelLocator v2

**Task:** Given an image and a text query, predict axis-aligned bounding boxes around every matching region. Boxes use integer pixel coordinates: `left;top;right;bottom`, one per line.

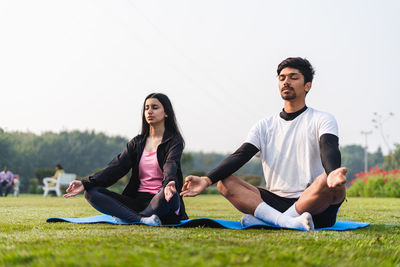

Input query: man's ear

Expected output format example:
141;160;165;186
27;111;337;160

305;82;312;93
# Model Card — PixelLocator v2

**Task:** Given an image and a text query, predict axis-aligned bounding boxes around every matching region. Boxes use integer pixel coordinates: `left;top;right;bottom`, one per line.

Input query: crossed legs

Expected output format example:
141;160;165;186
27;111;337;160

296;167;347;215
84;186;180;225
217;167;347;229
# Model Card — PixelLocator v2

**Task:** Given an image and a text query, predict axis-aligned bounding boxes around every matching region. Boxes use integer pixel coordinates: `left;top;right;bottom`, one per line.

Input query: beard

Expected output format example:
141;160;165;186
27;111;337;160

280;87;296;100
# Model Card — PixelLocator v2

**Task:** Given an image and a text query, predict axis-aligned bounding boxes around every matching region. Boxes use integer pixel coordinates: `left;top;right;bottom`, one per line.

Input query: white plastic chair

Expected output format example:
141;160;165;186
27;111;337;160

43;173;77;197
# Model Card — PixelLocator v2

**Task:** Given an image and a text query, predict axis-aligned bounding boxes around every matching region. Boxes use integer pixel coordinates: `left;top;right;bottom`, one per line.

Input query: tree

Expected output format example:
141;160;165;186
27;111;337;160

381;144;400;170
181;152;194;175
0;129;128;192
341;145;364;182
368;147;384;168
0;129;14;168
340;145;384;183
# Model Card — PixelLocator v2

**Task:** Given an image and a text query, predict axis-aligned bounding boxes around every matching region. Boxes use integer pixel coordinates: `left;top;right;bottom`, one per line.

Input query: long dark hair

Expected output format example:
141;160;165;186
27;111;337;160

141;93;184;144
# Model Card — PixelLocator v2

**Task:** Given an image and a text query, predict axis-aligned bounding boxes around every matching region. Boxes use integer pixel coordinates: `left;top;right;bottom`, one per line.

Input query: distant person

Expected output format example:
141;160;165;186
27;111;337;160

0;166;14;197
65;93;188;226
53;164;65;180
181;57;347;230
47;164;65;196
13;174;20;197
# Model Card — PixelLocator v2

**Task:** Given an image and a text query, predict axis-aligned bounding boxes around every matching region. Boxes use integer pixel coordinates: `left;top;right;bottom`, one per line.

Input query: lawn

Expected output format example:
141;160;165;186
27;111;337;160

1;195;400;266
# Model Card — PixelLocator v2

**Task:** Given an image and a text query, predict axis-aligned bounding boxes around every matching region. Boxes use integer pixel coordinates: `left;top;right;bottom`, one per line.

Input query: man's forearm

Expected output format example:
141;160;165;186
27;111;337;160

207;143;259;184
319;134;341;175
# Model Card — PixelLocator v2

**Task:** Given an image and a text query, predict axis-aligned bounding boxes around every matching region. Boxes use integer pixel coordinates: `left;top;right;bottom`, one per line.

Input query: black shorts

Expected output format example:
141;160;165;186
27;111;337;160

257;187;342;229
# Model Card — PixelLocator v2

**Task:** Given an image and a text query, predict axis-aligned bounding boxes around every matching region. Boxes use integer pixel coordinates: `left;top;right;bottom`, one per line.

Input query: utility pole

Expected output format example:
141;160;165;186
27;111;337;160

361;131;372;172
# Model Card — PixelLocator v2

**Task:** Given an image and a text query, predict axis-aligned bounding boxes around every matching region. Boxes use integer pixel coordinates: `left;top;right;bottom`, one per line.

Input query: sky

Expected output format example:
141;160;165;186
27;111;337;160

0;0;399;154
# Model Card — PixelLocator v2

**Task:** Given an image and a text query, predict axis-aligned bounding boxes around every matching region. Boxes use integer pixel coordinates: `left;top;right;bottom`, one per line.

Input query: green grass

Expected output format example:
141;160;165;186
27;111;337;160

1;195;400;266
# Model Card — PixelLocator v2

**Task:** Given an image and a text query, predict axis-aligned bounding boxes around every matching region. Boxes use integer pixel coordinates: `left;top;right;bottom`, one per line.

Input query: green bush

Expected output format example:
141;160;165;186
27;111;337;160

240;174;263;186
203;186;219;195
28;178;43;194
34;168;54;183
347;167;400;197
347;179;364;197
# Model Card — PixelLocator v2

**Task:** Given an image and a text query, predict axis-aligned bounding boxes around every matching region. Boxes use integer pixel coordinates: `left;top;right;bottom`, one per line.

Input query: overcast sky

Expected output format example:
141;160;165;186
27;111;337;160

1;0;399;154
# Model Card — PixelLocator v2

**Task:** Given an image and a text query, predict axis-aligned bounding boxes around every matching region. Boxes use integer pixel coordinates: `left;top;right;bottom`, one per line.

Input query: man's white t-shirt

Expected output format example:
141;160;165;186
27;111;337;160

245;107;338;198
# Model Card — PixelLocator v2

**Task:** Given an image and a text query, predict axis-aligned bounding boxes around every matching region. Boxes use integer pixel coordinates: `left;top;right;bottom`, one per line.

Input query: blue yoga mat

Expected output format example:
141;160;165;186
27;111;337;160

47;214;370;231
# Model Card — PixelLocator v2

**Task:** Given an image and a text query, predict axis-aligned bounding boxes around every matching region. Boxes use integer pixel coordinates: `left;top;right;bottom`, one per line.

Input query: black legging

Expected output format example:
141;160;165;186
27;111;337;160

84;186;181;224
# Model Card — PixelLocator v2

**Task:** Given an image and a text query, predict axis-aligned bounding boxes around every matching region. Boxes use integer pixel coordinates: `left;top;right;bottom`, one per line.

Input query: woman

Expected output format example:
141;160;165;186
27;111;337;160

48;164;65;195
53;164;65;180
64;93;188;226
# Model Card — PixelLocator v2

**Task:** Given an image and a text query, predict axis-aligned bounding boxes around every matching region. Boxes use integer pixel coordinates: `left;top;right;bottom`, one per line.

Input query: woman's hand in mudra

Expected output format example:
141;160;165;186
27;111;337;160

164;181;177;202
64;180;84;198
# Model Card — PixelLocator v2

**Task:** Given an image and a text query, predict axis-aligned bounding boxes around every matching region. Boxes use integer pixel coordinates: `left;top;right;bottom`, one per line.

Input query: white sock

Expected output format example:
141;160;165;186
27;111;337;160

254;202;314;231
283;203;300;217
140;214;162;226
113;216;132;224
241;214;270;227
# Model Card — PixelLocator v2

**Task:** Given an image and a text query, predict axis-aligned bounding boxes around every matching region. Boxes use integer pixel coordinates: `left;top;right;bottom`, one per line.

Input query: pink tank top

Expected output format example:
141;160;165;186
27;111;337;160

138;150;163;194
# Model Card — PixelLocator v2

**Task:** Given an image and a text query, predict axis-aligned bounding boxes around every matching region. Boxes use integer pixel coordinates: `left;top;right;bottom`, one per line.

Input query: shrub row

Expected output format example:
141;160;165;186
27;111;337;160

347;167;400;197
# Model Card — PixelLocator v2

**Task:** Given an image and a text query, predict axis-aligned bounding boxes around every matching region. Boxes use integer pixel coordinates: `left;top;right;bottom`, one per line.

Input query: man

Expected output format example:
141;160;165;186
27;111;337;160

0;166;14;197
181;57;347;231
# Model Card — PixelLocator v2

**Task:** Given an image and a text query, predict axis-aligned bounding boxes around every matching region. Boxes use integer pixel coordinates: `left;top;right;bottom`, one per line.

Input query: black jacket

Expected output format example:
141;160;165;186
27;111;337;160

82;130;188;220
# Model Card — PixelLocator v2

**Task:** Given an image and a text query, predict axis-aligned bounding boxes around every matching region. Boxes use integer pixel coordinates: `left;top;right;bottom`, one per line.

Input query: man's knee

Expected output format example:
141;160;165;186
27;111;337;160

217;178;232;197
217;180;225;195
217;176;242;198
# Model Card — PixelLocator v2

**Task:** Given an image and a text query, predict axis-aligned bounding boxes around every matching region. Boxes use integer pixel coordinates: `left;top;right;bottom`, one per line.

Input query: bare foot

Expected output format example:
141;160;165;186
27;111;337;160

327;167;347;188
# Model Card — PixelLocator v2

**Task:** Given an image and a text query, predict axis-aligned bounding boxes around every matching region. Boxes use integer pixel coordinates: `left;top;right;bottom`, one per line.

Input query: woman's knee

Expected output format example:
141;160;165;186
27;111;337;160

151;188;167;207
84;190;90;200
154;187;179;209
84;186;103;203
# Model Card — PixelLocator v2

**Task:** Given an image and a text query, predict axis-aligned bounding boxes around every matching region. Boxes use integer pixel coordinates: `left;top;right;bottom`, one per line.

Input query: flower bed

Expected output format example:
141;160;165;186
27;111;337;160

347;167;400;197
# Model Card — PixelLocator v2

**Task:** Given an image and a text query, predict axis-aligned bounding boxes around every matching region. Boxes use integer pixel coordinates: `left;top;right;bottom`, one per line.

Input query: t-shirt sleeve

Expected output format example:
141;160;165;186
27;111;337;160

318;112;339;138
245;121;262;150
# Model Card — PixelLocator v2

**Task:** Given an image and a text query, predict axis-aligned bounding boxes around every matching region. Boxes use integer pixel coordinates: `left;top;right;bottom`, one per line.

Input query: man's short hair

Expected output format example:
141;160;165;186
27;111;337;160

277;57;315;84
